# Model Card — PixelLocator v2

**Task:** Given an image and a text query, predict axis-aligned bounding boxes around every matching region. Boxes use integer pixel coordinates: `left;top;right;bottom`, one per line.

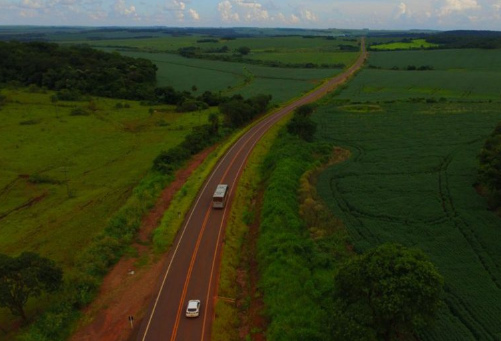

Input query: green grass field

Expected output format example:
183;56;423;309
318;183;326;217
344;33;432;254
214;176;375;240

369;49;501;71
112;51;343;103
370;39;438;50
0;89;212;266
314;48;501;340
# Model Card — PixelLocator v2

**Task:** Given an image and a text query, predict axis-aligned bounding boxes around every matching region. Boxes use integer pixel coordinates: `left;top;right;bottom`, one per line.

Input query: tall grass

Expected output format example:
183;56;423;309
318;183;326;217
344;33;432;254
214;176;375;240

257;131;352;341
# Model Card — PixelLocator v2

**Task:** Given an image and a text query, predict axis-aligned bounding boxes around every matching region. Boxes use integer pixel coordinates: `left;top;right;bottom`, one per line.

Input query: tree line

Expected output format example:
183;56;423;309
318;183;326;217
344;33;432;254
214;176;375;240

153;94;273;175
478;122;501;210
427;31;501;49
0;41;157;100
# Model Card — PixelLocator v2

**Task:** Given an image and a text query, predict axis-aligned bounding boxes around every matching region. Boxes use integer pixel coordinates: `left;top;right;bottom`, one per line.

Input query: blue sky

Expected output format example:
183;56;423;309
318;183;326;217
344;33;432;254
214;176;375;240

0;0;500;30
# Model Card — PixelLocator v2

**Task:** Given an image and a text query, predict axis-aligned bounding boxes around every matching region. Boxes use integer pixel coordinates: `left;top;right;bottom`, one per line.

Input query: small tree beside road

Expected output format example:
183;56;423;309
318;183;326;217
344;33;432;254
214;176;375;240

0;252;63;322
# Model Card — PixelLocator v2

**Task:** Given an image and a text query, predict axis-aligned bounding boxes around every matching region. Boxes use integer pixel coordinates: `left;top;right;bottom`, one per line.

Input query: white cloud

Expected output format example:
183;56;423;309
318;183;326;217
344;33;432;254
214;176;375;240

166;0;201;22
437;0;480;16
291;6;318;23
300;8;317;22
290;13;300;23
218;0;240;21
114;0;136;16
218;0;270;22
493;0;501;10
276;12;286;22
395;2;412;19
21;0;44;9
188;8;200;20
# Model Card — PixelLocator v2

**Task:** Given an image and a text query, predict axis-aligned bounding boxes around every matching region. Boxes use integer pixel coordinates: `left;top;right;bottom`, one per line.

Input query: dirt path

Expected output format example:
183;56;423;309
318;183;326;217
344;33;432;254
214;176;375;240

70;146;216;341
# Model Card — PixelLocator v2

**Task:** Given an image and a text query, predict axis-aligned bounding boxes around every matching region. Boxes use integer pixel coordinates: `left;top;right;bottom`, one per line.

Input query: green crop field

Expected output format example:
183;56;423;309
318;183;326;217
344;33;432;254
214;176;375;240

69;35;358;53
369;49;501;71
110;51;343;103
338;69;501;101
0;89;211;271
370;39;439;50
247;51;359;66
314;47;501;339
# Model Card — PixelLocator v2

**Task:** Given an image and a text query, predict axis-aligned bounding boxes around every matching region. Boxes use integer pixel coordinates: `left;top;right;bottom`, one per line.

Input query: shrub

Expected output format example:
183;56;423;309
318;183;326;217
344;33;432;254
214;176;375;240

70;107;89;116
57;89;82;101
19;119;42;126
28;174;61;184
176;100;208;113
153;146;191;174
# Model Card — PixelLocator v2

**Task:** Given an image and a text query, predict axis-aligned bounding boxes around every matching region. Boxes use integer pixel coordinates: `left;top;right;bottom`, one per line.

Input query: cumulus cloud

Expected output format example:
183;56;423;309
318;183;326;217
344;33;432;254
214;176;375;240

114;0;136;16
290;13;300;23
165;0;201;22
437;0;480;16
188;8;200;20
218;0;270;22
299;8;317;22
394;2;412;19
21;0;44;9
218;0;240;21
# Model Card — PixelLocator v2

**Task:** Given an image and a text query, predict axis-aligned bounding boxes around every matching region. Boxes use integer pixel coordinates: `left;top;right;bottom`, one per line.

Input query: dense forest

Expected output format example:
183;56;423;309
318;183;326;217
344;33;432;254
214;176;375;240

0;41;157;99
427;31;501;49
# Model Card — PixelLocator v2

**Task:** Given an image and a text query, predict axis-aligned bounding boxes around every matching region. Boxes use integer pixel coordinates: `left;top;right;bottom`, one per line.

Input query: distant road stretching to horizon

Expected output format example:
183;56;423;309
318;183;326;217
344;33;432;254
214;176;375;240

135;38;367;341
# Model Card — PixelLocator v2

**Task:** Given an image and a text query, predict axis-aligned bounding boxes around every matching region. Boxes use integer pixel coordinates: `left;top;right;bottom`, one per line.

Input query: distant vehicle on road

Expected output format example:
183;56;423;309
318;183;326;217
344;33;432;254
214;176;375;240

185;300;201;317
212;184;229;209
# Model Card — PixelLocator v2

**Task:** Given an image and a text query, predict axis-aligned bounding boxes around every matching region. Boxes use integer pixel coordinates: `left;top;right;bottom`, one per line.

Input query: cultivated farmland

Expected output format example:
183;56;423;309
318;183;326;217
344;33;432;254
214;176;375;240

112;51;345;103
314;48;501;339
370;38;439;50
369;48;501;71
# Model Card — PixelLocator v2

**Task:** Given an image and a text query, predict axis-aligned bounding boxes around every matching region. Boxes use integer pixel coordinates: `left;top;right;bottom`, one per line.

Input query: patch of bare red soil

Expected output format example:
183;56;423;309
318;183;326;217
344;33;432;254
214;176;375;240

70;146;216;341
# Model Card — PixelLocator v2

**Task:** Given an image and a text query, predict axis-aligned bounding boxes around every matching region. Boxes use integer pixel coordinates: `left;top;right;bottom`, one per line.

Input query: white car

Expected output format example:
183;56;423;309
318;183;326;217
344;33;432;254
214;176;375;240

186;300;201;317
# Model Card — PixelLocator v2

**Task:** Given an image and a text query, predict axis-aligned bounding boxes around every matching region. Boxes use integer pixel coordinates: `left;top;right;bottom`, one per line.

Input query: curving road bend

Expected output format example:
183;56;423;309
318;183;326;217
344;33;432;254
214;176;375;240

136;39;367;341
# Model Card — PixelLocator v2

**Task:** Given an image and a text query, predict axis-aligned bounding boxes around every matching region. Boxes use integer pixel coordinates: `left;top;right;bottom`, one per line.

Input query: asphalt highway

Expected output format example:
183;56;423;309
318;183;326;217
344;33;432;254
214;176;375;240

136;39;367;341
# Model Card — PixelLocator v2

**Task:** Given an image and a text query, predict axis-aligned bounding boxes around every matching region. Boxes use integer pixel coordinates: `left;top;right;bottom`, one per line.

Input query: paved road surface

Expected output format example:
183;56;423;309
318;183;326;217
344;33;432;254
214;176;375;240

136;39;367;341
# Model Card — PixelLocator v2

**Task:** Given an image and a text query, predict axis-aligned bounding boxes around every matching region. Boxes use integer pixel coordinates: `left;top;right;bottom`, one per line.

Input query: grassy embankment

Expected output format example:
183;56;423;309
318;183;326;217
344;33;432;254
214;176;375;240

314;48;501;340
0;88;214;339
256;131;351;340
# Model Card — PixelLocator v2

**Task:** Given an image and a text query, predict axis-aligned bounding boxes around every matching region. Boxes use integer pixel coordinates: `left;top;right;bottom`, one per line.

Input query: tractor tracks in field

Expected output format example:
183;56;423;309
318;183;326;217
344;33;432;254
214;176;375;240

324;140;380;245
437;139;501;291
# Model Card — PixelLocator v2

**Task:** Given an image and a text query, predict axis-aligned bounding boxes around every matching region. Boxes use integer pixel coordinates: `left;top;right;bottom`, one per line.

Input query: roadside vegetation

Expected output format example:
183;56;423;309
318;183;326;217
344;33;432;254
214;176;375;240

245;104;443;340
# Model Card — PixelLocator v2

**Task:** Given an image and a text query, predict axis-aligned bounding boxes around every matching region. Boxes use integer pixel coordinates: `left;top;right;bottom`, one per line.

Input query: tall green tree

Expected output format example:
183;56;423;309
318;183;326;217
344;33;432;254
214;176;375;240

478;122;501;207
236;46;251;55
332;243;443;341
0;252;63;321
